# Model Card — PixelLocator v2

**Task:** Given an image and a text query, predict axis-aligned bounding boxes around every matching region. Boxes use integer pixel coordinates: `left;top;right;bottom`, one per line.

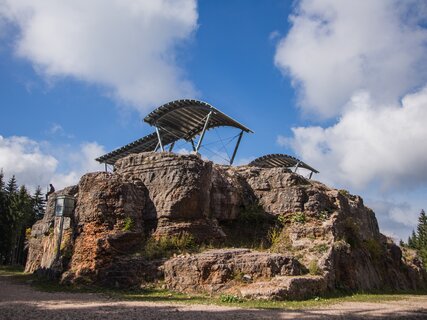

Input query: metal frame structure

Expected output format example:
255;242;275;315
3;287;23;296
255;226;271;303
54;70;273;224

249;154;319;179
96;99;253;166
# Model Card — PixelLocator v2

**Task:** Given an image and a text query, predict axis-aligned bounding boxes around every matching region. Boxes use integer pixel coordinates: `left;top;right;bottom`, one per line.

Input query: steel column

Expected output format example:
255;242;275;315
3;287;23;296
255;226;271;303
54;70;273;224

230;130;244;165
155;127;164;152
169;141;175;152
195;111;212;152
190;139;196;151
294;161;301;173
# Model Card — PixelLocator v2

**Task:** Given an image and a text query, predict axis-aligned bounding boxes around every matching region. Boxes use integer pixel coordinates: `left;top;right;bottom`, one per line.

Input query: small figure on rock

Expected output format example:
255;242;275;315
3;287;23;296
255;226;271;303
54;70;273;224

46;184;55;201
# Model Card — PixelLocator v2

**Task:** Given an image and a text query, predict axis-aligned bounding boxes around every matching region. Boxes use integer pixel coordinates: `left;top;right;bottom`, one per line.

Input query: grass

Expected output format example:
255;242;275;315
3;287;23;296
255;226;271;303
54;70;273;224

143;232;196;260
1;265;425;310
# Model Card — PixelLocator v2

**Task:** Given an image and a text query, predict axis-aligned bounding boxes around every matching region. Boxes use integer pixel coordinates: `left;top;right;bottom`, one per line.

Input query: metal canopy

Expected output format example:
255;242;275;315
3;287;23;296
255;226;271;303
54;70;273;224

96;99;253;166
144;99;253;140
249;154;319;178
95;130;176;165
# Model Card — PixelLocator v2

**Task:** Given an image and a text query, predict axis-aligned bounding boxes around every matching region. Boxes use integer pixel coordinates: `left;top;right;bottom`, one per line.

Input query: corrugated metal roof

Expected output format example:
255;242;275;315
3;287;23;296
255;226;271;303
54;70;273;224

249;154;319;173
96;99;253;165
95;130;176;165
144;99;253;140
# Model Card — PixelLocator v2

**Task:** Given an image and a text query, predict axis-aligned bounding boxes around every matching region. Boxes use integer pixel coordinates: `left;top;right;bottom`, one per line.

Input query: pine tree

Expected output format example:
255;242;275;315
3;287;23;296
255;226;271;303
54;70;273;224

407;209;427;269
0;170;8;264
5;175;17;196
10;185;34;265
32;186;45;219
408;230;417;249
417;210;427;248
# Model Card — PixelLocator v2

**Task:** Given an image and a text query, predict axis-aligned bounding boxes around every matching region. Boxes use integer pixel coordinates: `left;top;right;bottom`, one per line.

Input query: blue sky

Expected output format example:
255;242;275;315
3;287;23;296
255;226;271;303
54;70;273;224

1;0;427;240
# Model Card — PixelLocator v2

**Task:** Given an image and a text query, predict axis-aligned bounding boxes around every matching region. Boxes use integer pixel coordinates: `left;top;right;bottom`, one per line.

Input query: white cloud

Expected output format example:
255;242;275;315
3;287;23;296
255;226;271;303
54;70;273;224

282;88;427;191
52;142;106;190
0;135;105;192
366;199;420;241
275;1;427;239
0;0;198;112
275;0;427;118
0;135;58;190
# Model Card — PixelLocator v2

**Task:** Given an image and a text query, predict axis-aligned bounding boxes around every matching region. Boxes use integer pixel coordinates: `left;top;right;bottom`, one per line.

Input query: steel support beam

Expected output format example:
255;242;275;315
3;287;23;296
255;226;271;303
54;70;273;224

309;171;314;179
230;130;244;165
294;161;301;173
169;141;175;152
195;111;212;152
190;139;196;151
155;127;164;152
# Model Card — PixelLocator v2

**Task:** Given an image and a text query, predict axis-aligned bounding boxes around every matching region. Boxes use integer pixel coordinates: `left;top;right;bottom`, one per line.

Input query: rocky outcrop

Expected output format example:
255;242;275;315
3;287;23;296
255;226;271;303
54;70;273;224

164;249;304;293
61;172;148;286
25;186;78;275
115;153;225;241
240;275;326;300
25;152;427;299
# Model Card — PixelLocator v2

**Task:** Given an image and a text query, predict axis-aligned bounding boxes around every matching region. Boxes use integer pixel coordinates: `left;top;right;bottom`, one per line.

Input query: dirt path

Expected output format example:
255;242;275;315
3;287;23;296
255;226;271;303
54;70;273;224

0;275;426;320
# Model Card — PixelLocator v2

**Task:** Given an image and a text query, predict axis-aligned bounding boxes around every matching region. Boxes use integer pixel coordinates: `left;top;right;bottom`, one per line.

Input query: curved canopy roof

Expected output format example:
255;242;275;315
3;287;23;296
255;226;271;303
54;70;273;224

96;99;252;165
144;99;253;141
249;154;319;174
95;130;176;165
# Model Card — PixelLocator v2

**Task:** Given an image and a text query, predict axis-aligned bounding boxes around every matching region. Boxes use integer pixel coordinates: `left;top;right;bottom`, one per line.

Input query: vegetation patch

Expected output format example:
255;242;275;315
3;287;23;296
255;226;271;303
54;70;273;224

338;189;350;197
363;239;383;262
122;217;134;232
342;217;360;248
312;243;329;254
291;212;306;224
308;260;322;275
143;232;196;260
219;203;277;249
220;294;243;303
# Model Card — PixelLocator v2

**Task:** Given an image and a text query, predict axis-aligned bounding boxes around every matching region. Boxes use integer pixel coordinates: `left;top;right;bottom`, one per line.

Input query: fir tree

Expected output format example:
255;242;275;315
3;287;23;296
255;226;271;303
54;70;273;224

407;209;427;269
417;210;427;248
32;186;45;218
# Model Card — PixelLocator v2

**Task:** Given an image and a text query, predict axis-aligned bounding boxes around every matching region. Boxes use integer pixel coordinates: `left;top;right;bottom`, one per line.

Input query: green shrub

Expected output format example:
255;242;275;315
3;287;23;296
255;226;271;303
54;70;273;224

122;217;134;231
342;217;360;248
317;210;330;221
364;238;383;262
339;189;350;197
25;227;32;240
268;226;282;247
308;260;322;275
143;232;196;260
220;294;242;303
277;214;287;226
291;212;306;224
313;243;329;253
238;204;267;225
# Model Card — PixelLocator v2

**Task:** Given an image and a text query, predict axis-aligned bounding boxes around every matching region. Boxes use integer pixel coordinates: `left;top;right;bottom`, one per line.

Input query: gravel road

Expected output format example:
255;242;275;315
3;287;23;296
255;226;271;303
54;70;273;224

0;275;426;320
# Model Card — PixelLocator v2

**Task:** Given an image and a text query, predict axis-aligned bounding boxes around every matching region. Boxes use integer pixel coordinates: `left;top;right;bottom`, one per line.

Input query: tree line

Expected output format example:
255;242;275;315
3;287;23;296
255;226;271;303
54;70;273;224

405;209;427;268
0;170;45;265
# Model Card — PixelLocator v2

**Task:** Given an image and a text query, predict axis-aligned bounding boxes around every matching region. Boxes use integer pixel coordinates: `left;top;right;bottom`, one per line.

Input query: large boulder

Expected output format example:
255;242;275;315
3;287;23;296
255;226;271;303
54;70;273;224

164;249;304;293
61;172;147;286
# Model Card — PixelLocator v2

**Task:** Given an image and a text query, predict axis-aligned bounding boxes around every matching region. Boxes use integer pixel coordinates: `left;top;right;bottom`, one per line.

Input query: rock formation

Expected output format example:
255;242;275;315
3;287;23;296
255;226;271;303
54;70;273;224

25;152;427;299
